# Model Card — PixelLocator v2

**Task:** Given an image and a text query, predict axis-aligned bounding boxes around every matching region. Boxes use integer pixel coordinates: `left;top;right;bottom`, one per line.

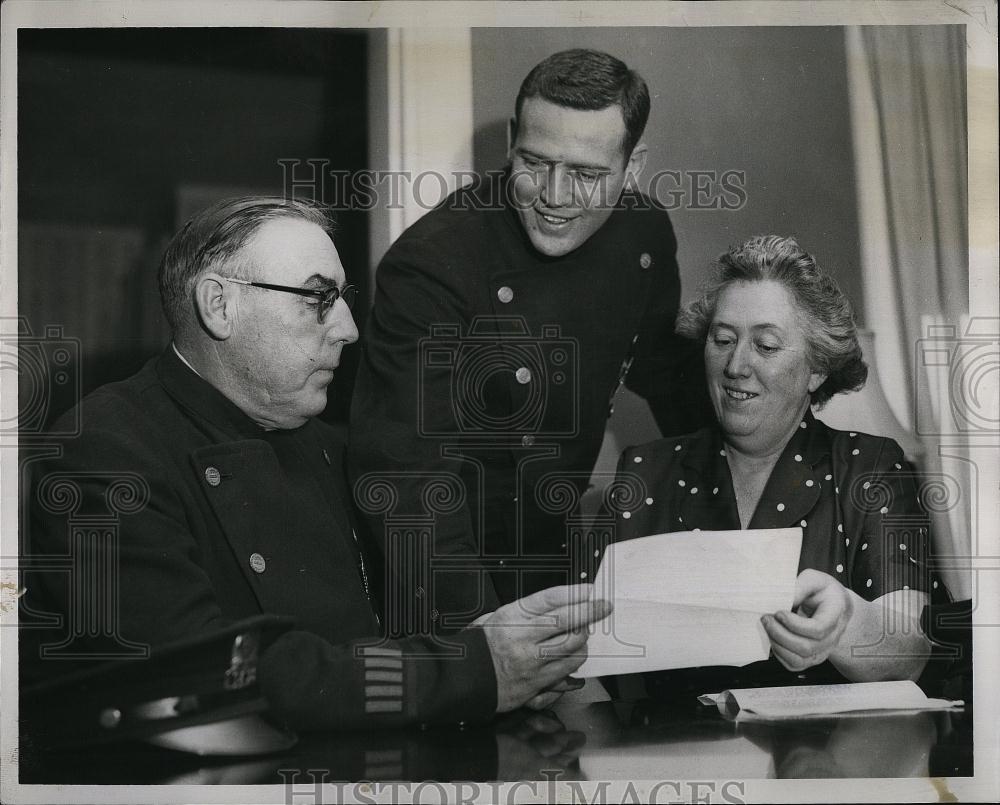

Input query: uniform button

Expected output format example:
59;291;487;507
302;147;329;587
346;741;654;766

639;253;652;269
515;367;532;384
98;708;122;729
249;552;266;574
204;466;222;487
521;434;535;447
497;286;514;304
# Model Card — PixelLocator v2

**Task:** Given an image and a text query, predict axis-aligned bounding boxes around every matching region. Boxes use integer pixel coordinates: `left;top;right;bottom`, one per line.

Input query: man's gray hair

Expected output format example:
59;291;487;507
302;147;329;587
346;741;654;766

158;196;335;332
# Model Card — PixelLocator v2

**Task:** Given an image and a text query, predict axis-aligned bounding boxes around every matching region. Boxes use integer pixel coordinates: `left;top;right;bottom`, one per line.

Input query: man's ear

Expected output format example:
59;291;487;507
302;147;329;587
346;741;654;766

194;273;235;341
625;142;648;180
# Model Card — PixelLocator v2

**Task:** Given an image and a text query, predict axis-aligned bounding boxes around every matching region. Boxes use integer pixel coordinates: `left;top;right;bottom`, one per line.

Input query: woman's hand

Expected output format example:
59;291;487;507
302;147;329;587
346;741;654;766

762;569;853;672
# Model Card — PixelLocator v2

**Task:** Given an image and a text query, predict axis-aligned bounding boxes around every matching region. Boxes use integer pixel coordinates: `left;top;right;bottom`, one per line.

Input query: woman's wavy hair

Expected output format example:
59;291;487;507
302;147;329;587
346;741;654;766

676;234;868;408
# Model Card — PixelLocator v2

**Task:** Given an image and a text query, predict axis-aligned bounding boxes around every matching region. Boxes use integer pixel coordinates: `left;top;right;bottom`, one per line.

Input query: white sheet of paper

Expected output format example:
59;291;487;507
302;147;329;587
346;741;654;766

698;680;964;720
575;528;802;677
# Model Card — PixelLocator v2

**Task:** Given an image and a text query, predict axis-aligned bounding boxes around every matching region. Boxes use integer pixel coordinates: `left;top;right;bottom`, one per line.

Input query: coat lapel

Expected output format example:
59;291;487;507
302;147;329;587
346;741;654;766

677;429;740;531
748;413;830;530
191;441;289;613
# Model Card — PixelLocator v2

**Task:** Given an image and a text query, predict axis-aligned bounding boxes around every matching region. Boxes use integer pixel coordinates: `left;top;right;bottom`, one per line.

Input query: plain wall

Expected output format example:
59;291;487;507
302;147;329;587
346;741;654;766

18;28;369;424
470;27;864;315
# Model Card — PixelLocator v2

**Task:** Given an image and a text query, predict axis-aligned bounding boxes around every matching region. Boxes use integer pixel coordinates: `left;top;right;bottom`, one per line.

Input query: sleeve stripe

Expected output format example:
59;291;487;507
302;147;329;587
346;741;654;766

365;685;403;697
365;700;404;713
364;657;404;670
359;646;403;657
365;670;403;683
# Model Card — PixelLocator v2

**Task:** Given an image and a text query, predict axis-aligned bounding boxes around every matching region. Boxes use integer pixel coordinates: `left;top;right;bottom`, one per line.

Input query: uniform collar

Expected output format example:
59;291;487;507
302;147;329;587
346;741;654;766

156;346;272;440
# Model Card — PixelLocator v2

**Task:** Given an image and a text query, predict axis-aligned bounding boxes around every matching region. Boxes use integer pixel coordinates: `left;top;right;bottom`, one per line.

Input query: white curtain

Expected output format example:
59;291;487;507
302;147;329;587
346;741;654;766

846;25;971;599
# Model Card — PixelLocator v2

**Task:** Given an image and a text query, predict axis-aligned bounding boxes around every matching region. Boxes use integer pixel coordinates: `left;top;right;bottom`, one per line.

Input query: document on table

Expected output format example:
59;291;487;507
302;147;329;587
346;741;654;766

697;680;964;721
574;528;802;678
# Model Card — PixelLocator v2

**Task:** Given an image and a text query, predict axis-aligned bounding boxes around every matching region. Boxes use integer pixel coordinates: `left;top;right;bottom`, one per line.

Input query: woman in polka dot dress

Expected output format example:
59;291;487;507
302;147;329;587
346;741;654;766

608;235;943;686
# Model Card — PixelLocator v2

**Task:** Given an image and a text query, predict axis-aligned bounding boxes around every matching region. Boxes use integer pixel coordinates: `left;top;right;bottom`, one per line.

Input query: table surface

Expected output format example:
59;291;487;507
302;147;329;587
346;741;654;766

19;691;973;784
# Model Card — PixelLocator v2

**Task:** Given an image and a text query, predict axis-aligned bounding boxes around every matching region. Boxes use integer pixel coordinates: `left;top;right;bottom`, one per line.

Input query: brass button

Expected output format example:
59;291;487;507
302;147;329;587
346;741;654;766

204;466;222;487
249;553;266;574
640;252;652;269
98;708;122;729
515;367;532;384
497;286;514;304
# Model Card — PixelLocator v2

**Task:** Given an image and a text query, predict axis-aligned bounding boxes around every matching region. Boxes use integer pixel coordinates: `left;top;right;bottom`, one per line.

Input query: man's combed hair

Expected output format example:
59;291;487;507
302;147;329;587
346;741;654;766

514;49;650;160
158;196;335;332
676;234;868;408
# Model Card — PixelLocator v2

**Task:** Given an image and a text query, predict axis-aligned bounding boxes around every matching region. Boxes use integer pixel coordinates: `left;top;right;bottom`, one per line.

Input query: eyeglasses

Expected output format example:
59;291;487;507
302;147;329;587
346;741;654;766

224;278;358;324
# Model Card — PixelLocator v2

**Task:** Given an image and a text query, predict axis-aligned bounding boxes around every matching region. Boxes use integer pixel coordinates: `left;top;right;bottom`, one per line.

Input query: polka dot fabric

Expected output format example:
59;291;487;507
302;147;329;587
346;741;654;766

607;410;939;602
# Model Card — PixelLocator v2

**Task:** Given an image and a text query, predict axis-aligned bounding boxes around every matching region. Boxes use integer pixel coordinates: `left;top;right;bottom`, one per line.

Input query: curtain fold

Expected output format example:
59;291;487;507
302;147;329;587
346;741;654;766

845;25;971;598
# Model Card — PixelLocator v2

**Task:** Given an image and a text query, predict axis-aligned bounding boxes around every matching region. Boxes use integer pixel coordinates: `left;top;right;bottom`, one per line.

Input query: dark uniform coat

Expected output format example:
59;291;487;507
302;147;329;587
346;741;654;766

23;349;496;730
349;172;709;625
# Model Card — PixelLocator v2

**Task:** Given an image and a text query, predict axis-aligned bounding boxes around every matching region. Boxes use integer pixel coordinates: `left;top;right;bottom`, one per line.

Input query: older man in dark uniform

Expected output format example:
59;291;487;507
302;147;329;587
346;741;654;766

350;50;709;627
22;197;610;733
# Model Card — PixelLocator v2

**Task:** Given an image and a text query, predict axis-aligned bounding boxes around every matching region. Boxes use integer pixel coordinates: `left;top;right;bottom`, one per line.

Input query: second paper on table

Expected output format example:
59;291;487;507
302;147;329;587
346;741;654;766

574;528;802;677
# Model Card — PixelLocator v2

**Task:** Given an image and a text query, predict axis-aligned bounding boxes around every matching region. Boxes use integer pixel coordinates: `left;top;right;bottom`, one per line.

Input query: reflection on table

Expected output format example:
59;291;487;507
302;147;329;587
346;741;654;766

21;691;971;784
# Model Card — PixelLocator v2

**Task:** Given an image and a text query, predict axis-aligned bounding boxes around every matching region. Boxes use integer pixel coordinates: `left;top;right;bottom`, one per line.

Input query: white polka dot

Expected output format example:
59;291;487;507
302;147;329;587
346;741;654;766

861;542;868;551
903;585;909;590
866;578;873;588
800;520;807;527
633;455;643;463
837;524;843;533
580;571;588;579
894;463;902;470
850;432;857;437
881;507;889;515
677;516;683;523
836;564;844;573
594;550;600;557
845;538;850;547
933;580;939;589
776;503;785;512
800;421;807;429
645;497;654;505
852;449;860;456
712;487;719;495
674;444;682;452
622;511;631;520
678;479;686;487
719;449;726;457
806;479;814;487
794;454;802;462
690;487;698;495
825;474;833;481
899;543;907;551
835;487;840;494
863;481;871;489
692;527;701;532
